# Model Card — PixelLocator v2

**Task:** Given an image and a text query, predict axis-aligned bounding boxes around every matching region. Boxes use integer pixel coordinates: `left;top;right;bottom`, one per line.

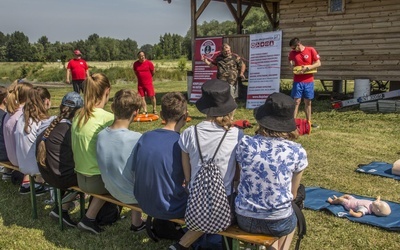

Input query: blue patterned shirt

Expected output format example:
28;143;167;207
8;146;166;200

235;135;308;219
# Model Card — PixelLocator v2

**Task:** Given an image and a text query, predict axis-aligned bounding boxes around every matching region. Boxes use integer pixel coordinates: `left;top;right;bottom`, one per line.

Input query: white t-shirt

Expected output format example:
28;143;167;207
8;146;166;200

179;121;244;195
15;115;55;175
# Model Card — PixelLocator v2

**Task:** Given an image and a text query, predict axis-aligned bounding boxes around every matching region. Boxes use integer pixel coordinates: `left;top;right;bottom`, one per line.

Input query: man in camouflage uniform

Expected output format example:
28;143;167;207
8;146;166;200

202;43;246;99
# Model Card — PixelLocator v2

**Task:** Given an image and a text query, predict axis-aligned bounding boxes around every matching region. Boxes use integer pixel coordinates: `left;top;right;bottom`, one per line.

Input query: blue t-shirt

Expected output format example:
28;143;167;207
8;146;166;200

132;129;188;220
0;110;8;161
97;127;141;204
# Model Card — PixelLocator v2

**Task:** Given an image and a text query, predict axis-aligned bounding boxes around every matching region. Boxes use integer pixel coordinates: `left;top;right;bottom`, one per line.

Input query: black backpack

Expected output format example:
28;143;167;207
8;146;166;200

145;216;185;242
88;197;122;226
292;184;307;250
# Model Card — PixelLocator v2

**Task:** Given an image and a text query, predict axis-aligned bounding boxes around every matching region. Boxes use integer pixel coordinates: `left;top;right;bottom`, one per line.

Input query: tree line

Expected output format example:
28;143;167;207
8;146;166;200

0;8;271;64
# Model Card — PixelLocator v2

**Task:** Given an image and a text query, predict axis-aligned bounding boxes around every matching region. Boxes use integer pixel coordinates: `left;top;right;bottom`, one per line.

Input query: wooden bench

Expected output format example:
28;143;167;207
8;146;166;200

0;161;84;224
0;162;278;249
0;161;43;219
68;186;278;250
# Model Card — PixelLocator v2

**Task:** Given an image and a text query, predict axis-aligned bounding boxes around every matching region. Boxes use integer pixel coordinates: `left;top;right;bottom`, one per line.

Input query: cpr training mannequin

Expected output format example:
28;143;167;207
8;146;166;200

327;195;391;218
392;159;400;176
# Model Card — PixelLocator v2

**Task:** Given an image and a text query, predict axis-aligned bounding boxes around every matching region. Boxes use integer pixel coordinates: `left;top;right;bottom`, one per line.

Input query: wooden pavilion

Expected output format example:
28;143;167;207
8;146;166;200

166;0;400;85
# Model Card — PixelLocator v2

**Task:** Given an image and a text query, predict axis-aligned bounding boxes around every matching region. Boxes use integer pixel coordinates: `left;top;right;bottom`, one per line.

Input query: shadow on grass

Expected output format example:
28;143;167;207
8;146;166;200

0;180;171;249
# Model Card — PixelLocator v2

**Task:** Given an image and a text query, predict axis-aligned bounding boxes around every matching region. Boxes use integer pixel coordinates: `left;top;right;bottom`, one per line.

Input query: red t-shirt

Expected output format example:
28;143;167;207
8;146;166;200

133;60;154;86
288;47;320;83
67;59;88;80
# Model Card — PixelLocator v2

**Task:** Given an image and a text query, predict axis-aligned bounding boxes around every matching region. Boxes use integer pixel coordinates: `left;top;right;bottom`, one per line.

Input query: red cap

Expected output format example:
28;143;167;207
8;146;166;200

74;50;82;56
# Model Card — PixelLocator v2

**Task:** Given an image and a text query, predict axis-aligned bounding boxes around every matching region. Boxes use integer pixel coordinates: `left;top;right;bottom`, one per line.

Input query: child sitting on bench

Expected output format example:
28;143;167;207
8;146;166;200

97;89;145;232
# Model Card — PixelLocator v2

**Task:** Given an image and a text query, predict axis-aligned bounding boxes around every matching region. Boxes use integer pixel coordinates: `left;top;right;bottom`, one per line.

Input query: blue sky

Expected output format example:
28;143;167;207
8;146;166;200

0;0;233;46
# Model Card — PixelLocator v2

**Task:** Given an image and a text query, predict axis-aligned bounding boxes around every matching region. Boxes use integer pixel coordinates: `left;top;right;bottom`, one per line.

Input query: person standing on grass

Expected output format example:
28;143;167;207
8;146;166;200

133;51;157;114
71;73;114;234
96;89;146;233
133;92;188;237
288;37;321;128
36;92;84;228
235;92;308;250
66;50;89;94
202;43;246;100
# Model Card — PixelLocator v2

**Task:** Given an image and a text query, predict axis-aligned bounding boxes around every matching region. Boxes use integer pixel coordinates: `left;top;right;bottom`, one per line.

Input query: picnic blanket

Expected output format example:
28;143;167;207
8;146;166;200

356;161;400;181
304;186;400;231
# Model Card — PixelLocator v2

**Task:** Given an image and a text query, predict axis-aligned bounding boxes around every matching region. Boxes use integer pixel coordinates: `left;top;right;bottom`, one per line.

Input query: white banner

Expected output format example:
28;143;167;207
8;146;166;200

246;31;282;109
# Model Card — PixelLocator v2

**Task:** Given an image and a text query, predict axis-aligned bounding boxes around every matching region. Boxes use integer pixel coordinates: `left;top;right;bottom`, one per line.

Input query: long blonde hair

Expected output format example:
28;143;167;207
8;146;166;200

75;73;111;127
37;105;78;168
5;80;33;114
23;86;50;134
210;111;234;131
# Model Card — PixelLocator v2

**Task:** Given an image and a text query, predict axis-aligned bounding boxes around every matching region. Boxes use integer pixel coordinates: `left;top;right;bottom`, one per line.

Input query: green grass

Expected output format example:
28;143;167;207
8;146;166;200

1;78;400;249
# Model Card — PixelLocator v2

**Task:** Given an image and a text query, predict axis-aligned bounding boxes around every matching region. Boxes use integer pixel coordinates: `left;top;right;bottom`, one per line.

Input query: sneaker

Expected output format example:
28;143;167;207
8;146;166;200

78;216;103;234
49;207;77;228
19;185;30;195
168;243;189;250
311;123;320;129
34;185;50;196
2;172;12;181
130;221;146;233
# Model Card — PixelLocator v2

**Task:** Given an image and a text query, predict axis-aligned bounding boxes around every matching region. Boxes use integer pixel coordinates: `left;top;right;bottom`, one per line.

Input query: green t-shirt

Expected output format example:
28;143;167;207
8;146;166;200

71;108;114;176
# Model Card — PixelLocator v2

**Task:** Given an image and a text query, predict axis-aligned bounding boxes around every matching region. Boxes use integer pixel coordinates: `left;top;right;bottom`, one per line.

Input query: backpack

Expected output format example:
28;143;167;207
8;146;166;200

88;197;122;226
145;216;185;242
293;183;306;209
295;118;311;135
185;126;231;234
292;184;307;250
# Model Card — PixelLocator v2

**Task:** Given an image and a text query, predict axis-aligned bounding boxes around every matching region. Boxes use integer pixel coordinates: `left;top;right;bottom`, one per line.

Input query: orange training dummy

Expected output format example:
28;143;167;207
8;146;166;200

327;195;391;218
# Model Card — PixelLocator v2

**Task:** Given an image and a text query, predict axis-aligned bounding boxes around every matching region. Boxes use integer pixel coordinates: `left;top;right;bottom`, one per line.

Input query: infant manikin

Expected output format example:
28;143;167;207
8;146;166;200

327;195;391;217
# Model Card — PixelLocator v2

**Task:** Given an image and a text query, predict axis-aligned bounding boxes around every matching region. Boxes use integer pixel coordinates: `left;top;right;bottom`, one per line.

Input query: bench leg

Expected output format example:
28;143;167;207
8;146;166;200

29;175;38;219
79;192;85;219
223;236;232;250
56;188;64;231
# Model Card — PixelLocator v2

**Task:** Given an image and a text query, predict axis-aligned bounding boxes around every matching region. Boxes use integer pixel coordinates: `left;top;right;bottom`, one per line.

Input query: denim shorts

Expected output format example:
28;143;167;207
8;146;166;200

236;212;297;237
291;82;315;100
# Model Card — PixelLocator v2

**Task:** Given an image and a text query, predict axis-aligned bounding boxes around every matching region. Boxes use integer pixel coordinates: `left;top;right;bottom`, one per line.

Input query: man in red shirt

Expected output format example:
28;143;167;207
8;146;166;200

133;51;156;114
288;38;321;128
66;50;89;93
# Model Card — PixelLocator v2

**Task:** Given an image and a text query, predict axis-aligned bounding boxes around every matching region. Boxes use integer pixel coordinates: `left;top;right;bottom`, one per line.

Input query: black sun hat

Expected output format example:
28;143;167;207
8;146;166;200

195;79;237;116
254;92;296;132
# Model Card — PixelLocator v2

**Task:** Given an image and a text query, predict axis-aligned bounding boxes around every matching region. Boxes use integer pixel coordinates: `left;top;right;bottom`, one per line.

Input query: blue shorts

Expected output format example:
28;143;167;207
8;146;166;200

236;212;297;237
291;82;315;100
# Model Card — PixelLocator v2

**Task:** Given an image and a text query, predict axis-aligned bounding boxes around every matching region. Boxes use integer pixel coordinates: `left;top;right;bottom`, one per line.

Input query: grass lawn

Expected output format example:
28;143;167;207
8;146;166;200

1;79;399;250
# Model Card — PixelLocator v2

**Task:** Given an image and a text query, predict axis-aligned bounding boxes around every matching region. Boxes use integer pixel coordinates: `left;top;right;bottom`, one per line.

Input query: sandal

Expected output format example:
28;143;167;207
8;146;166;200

153;110;158;115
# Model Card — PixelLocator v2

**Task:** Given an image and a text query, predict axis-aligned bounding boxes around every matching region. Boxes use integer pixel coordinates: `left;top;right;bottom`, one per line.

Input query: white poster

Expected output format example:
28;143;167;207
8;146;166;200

246;31;282;109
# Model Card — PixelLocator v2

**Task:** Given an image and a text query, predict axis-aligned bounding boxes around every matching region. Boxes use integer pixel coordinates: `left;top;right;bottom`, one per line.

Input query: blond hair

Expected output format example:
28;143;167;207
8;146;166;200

112;89;142;120
75;73;111;126
210;111;234;131
5;80;33;113
23;86;50;134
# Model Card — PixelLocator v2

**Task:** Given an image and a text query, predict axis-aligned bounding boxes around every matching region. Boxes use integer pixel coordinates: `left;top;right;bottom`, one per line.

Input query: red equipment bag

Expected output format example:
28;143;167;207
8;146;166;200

295;118;311;135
